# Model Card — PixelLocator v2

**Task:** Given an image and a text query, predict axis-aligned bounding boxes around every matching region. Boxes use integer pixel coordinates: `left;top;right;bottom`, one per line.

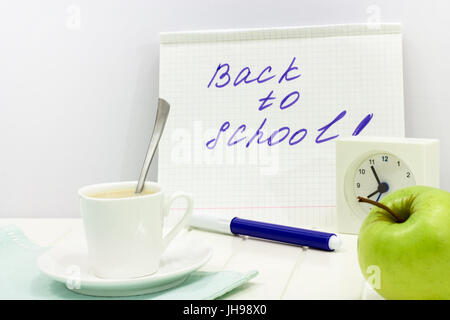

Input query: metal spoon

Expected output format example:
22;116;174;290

135;98;170;193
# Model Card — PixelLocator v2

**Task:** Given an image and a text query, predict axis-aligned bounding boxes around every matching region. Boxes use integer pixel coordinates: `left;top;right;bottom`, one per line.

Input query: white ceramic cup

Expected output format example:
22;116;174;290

79;181;193;279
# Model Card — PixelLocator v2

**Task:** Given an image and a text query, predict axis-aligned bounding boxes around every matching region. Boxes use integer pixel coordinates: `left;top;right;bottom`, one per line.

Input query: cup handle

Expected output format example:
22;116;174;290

162;192;193;251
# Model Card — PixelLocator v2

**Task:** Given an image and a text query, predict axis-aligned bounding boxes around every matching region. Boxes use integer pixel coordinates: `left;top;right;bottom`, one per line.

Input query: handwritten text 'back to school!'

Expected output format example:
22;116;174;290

205;57;373;150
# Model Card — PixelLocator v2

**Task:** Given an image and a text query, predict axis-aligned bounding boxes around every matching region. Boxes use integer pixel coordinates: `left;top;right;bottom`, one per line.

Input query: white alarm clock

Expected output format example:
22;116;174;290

336;137;440;234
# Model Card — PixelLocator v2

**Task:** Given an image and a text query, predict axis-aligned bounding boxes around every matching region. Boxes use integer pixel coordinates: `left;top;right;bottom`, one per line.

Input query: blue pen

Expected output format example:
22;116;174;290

189;212;341;251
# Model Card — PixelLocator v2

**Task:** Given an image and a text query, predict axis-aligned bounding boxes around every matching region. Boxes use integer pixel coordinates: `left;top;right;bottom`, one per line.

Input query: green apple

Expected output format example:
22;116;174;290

357;185;450;300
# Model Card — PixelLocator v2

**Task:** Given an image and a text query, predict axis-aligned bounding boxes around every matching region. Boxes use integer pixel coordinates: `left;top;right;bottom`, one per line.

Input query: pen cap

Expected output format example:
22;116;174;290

328;235;342;250
189;212;233;234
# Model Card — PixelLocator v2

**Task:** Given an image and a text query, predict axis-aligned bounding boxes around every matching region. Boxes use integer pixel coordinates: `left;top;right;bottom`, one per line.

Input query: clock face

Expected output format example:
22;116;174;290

352;152;416;213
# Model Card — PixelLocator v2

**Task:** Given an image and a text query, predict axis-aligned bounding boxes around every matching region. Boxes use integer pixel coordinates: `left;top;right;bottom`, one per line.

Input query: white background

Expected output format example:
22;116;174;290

0;0;448;217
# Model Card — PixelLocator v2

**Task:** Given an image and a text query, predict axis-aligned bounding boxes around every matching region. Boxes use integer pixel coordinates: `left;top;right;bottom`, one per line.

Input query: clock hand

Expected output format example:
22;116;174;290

375;182;389;202
370;166;381;185
367;190;379;198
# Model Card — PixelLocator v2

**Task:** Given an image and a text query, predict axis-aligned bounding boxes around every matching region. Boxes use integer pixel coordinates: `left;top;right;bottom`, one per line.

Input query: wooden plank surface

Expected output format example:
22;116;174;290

0;219;375;299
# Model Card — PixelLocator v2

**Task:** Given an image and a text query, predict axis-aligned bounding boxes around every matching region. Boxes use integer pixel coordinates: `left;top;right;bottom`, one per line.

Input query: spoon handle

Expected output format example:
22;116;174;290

135;98;170;193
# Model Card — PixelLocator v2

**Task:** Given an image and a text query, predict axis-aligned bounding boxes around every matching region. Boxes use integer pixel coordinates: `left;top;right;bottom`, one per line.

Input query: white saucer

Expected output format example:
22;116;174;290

37;239;212;297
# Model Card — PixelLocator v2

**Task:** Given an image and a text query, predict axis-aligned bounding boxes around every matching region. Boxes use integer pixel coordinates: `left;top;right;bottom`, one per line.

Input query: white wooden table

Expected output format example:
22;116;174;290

0;219;382;299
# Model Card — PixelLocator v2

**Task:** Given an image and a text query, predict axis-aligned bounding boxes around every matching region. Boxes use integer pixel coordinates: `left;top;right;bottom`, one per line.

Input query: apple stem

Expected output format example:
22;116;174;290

357;196;404;223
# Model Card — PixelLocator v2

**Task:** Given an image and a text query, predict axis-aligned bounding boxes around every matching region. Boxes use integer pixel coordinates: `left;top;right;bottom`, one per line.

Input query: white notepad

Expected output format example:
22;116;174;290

158;24;404;229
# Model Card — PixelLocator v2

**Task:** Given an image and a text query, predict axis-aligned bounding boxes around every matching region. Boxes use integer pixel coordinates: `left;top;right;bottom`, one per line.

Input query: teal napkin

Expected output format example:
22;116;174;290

0;225;257;300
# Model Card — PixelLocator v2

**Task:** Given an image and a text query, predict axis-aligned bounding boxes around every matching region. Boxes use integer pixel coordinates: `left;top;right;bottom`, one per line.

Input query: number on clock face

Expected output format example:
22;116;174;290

353;152;416;212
